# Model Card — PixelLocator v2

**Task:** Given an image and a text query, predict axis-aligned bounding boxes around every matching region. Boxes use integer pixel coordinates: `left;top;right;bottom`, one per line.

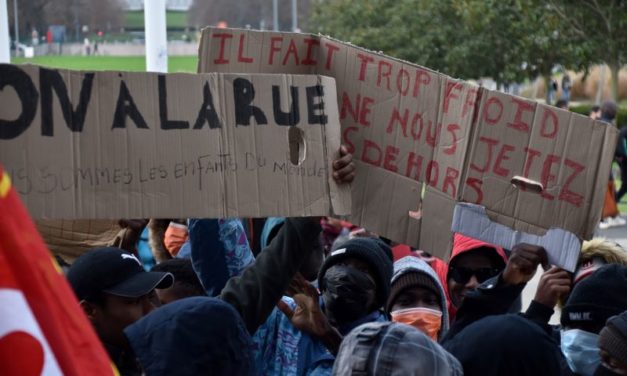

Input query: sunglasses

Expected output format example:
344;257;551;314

448;267;501;284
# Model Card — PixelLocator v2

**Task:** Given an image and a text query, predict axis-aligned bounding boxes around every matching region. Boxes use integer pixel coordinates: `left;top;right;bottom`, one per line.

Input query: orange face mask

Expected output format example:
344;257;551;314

164;222;188;257
391;307;442;340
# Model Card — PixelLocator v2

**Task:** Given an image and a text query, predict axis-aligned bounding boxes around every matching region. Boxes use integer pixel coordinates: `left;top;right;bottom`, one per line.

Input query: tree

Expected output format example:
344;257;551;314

445;0;535;87
311;0;459;74
311;0;598;97
312;0;547;85
546;0;626;100
8;0;50;42
188;0;312;31
452;1;593;98
9;0;123;43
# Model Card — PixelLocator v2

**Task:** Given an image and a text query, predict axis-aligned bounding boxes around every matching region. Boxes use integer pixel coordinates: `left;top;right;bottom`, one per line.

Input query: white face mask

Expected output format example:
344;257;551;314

561;329;601;376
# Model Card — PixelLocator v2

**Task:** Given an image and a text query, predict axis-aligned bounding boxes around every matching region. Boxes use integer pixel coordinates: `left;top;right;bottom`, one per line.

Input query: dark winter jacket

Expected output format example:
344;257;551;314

124;297;255;376
444;314;561;376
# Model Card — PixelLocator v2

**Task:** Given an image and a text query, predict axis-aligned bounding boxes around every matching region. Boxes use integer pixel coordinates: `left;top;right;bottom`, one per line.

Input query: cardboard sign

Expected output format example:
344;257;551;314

198;27;618;260
34;220;122;261
451;203;581;271
0;64;350;219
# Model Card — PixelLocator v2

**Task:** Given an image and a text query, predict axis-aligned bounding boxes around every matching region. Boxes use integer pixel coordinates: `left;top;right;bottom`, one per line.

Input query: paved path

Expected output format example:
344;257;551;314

520;216;627;324
594;217;627;249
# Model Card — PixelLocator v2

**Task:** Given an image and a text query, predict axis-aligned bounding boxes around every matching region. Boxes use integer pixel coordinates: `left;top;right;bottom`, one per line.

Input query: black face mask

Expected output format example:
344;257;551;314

322;264;377;326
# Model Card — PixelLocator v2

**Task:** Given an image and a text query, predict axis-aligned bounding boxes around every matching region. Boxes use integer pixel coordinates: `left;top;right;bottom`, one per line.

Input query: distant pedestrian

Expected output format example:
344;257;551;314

548;78;558;105
32;29;39;46
561;74;571;102
84;38;91;56
599;101;627;228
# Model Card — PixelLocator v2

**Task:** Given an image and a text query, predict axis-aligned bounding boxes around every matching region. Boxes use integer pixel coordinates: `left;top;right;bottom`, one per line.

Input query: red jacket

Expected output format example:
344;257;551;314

445;234;508;322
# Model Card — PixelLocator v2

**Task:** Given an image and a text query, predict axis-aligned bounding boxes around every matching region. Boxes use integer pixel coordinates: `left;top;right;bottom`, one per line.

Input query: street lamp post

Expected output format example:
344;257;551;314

145;0;168;73
0;0;10;62
273;0;278;31
73;0;79;43
12;0;17;45
291;0;297;31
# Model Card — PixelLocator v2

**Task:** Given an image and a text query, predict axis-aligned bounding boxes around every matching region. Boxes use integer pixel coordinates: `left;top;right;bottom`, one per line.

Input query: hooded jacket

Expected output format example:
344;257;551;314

386;256;450;340
441;234;530;343
124;297;254;376
332;322;463;376
444;314;561;376
445;233;508;321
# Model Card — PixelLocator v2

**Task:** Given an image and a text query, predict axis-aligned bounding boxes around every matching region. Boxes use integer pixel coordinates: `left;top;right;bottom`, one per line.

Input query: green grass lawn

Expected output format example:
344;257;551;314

12;55;198;73
125;10;189;29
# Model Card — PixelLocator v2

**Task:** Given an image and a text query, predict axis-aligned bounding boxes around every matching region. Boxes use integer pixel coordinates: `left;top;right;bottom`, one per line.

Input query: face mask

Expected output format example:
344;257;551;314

391;307;442;340
322;264;376;326
561;329;601;376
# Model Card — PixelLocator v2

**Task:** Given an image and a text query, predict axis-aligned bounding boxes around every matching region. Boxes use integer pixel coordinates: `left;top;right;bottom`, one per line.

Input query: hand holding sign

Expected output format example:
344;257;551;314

533;266;572;309
502;243;548;285
332;145;355;184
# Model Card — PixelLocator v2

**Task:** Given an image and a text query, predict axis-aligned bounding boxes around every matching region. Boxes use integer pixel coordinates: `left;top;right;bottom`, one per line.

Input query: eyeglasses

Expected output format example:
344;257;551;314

448;267;501;284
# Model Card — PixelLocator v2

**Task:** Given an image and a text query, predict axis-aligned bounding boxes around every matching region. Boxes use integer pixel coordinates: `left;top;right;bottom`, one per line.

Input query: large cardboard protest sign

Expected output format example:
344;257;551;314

0;64;349;219
198;27;618;259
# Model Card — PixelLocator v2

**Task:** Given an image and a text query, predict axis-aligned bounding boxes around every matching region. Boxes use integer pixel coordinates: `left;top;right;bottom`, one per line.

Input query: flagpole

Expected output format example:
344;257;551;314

0;0;10;63
144;0;168;73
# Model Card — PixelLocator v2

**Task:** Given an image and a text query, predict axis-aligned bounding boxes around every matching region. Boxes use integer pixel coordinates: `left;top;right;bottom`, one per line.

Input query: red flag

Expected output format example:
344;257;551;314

0;166;117;375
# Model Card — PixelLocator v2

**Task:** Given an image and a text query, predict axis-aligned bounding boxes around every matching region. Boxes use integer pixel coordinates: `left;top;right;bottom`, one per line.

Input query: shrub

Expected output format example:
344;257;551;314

570;104;627;127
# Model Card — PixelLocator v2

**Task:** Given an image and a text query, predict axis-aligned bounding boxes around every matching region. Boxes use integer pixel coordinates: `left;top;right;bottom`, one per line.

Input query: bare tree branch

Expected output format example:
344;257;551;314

545;0;586;38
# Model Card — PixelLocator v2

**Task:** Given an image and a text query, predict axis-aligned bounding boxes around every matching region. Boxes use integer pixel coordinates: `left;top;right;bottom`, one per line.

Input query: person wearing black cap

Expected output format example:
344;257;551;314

316;237;394;330
560;264;627;376
66;247;174;374
254;237;394;375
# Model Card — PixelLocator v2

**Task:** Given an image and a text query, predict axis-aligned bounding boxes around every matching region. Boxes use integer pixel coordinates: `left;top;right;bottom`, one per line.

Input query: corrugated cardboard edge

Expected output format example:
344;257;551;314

451;202;580;272
316;75;351;216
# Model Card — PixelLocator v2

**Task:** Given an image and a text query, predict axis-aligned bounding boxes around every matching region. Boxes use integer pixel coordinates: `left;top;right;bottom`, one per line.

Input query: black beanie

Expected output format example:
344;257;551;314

599;311;627;365
318;237;393;309
561;264;627;333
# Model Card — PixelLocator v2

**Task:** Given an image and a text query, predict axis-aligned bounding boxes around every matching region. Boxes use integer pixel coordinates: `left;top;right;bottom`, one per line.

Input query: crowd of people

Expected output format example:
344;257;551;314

48;132;627;375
